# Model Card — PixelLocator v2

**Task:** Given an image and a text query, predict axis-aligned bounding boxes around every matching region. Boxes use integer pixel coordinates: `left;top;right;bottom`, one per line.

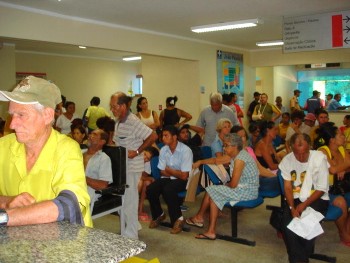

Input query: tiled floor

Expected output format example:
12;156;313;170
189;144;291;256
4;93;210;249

93;192;349;263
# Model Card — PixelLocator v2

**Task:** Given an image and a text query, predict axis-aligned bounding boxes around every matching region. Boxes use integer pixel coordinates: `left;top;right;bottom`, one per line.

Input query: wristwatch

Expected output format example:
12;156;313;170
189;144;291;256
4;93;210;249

0;209;9;226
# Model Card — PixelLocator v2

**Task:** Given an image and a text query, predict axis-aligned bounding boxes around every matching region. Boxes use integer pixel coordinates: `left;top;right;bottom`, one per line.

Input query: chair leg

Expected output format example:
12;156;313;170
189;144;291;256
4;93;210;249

216;207;256;246
309;253;336;263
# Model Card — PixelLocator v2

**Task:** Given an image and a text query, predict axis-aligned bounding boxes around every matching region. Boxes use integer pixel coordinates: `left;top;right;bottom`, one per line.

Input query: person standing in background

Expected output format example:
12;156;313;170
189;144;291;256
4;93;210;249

304;90;322;114
231;93;244;126
290;89;302;112
110;92;157;239
252;93;281;123
85;96;110;133
136;96;160;131
275;96;287;124
197;92;239;146
247;92;261;123
159;96;192;129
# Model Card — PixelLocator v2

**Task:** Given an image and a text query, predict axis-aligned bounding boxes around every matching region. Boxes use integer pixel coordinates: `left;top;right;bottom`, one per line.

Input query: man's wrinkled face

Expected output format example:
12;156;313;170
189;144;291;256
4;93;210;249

88;129;103;147
110;95;125;120
9;102;48;145
210;102;222;113
292;136;310;161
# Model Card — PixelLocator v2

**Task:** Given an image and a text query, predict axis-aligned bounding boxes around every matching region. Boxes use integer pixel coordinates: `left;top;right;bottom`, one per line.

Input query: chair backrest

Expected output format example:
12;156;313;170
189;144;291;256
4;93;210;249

102;145;127;189
277;170;285;195
203;164;222;185
150;156;161;180
200;146;212;159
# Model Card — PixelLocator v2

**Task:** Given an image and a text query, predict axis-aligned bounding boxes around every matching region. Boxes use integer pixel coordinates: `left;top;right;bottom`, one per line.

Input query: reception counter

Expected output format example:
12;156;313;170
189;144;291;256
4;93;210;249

0;221;146;263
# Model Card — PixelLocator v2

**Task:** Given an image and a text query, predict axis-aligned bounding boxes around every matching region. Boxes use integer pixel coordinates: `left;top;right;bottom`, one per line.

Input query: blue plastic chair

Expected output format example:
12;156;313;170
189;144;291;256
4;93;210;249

203;164;264;246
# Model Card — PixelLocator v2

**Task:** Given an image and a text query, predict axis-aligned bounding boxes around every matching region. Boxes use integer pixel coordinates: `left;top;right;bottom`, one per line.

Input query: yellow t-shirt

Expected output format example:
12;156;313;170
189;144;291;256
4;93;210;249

0;130;92;227
318;145;345;186
86;106;110;130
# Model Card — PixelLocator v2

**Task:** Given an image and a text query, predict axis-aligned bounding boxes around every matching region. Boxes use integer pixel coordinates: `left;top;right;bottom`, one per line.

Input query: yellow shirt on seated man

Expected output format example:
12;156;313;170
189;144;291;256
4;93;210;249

0;131;93;228
0;75;92;228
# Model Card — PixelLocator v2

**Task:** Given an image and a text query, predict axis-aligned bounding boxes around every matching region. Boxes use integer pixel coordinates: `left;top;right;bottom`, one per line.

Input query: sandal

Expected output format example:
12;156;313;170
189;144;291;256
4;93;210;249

186;218;204;228
195;233;216;240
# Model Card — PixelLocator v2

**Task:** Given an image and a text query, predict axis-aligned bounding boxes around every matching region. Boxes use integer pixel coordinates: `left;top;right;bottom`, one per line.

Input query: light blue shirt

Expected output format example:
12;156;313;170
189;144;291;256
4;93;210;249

327;100;342;111
211;133;223;157
158;141;193;180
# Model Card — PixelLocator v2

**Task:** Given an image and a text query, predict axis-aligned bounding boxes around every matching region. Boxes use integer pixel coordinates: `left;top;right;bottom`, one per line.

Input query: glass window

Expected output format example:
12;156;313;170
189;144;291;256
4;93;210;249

297;68;350;106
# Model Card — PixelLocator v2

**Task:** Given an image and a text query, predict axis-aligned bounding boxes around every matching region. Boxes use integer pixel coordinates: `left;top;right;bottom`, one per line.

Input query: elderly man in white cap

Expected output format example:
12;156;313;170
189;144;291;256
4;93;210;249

0;76;92;228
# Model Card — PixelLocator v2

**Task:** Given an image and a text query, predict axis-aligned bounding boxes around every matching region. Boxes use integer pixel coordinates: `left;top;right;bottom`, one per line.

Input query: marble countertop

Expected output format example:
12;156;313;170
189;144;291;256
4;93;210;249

0;221;146;263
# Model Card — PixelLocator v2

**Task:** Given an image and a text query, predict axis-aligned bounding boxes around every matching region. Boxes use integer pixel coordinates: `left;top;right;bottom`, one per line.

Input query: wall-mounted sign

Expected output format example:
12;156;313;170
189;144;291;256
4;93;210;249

283;10;350;53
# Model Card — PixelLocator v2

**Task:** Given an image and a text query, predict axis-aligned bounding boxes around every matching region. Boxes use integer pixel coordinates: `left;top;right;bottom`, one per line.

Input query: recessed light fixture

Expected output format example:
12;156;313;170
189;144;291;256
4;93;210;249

78;46;87;49
191;18;261;33
256;40;284;47
122;56;142;61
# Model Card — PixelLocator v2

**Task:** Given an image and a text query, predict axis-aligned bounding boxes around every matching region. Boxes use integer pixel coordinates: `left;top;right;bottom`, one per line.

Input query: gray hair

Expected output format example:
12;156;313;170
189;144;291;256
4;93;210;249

32;103;55;125
210;92;222;104
224;133;243;151
290;133;311;151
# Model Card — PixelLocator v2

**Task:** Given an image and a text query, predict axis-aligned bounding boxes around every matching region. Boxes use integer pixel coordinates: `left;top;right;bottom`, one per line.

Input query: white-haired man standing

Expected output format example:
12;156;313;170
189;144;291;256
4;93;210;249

196;92;239;146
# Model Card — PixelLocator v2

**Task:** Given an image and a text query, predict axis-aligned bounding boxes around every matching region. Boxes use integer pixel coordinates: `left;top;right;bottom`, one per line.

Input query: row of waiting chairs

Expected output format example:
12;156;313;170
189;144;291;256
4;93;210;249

90;145;340;262
202;165;340;262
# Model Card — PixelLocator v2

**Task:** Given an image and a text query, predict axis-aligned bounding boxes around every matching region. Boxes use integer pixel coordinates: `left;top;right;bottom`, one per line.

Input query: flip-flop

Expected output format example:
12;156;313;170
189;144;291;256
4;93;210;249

186;218;204;228
195;233;216;240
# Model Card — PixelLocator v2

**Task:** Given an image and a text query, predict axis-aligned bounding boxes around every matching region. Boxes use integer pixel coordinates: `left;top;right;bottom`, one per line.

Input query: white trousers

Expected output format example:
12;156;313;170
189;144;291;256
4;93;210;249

121;171;142;239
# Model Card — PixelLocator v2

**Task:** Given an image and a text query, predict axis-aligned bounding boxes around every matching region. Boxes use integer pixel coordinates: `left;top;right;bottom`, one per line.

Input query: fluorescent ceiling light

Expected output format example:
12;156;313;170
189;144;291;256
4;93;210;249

78;46;87;49
122;56;142;61
256;40;284;47
191;19;261;33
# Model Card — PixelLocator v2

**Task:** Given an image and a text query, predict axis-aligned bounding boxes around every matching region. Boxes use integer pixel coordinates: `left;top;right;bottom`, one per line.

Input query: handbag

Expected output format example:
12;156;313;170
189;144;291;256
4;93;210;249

328;173;350;196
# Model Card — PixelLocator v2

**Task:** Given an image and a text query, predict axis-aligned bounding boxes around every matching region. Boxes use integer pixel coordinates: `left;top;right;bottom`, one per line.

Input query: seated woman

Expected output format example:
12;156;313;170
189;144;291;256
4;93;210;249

55;101;79;134
186;133;259;240
316;122;350;246
138;146;159;221
279;133;329;263
71;124;88;150
248;122;261;149
231;126;276;183
254;121;280;173
211;118;233;158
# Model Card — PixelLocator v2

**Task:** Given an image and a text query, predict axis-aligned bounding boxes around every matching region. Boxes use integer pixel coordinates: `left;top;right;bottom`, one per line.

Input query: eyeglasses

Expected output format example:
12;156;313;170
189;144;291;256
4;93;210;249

110;104;120;110
223;144;235;148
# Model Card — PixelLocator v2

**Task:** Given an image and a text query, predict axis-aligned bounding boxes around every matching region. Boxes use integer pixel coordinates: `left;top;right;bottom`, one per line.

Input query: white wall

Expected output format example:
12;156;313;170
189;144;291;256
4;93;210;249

0;44;15;118
141;55;200;125
15;52;140;116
